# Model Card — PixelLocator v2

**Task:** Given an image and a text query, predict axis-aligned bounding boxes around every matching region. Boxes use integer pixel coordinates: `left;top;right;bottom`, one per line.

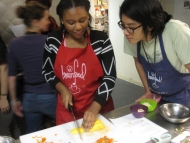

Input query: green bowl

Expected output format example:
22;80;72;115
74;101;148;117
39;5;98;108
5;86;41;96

140;99;157;112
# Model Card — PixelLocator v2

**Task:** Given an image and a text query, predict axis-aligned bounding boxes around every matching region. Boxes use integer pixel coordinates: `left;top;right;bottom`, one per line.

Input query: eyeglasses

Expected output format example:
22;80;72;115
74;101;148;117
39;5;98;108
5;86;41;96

118;21;142;34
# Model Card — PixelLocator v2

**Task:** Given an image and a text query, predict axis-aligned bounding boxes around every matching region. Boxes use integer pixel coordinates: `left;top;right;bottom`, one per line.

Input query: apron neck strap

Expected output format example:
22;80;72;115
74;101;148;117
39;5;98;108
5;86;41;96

158;34;167;58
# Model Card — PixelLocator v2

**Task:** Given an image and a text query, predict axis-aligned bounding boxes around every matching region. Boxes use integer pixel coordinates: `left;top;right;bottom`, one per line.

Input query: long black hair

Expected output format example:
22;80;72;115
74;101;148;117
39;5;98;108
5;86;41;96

119;0;172;39
56;0;92;34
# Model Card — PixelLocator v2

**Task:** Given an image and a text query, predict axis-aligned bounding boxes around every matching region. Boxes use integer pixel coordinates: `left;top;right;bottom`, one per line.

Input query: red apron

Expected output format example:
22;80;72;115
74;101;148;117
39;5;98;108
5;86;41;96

54;35;114;125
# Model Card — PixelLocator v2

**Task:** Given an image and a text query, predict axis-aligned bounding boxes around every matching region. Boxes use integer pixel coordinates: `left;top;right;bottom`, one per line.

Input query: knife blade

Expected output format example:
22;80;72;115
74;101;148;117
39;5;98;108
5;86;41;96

68;104;83;140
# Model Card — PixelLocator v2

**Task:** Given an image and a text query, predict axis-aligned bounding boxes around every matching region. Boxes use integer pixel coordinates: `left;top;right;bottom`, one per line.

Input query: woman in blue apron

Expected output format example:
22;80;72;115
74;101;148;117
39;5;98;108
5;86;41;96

119;0;190;107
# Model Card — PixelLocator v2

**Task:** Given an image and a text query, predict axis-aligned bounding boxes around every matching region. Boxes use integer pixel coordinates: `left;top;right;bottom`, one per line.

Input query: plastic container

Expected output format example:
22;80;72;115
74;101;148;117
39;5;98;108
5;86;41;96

140;99;157;112
130;104;148;118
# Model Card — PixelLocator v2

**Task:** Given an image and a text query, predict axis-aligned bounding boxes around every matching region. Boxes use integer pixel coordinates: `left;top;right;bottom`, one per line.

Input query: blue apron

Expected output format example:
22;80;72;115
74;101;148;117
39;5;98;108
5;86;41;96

137;34;190;107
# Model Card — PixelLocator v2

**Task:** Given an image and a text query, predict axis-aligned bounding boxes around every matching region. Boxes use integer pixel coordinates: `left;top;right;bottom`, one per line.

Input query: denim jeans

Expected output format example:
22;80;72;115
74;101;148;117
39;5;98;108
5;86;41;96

22;93;57;134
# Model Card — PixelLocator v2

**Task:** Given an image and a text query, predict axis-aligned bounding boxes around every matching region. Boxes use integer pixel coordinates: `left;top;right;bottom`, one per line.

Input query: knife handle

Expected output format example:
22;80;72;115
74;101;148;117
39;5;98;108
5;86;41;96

68;104;73;112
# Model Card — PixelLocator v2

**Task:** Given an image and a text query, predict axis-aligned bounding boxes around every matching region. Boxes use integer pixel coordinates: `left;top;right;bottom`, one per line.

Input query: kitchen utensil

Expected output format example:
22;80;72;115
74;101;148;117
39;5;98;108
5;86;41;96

158;103;190;123
68;104;83;140
171;131;190;143
0;136;16;143
140;98;157;112
130;104;148;118
150;133;171;143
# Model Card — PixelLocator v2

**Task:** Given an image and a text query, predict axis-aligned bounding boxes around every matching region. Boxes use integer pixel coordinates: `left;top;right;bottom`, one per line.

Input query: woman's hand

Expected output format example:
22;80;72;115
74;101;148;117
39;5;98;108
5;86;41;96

135;92;151;103
11;100;24;117
82;101;101;131
60;88;73;109
135;92;162;103
0;96;10;114
56;82;73;109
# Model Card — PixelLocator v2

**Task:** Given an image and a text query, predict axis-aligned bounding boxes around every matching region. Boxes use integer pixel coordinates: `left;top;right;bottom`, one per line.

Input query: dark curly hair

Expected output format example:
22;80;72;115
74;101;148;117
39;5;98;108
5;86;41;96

25;0;52;9
56;0;92;33
16;1;48;28
119;0;172;39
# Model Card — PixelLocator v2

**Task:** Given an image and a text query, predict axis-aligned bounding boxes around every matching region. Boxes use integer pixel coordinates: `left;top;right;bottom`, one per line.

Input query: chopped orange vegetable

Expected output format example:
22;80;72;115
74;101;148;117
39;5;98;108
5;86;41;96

96;136;114;143
32;136;48;143
41;137;46;142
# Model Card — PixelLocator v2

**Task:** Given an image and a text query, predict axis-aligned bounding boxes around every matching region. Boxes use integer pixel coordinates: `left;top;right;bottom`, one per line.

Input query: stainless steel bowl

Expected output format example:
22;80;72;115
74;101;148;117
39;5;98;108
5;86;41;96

0;136;16;143
158;103;190;123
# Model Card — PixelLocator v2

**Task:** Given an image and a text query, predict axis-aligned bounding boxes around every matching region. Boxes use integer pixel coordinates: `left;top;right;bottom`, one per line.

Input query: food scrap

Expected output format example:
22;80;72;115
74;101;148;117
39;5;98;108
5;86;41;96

137;109;144;112
32;136;54;143
96;136;114;143
70;119;104;134
175;127;184;134
142;102;151;107
186;138;190;143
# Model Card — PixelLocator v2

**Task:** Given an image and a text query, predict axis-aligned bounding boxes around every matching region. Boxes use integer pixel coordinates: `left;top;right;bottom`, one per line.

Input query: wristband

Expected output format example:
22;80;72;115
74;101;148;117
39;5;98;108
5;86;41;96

1;93;7;96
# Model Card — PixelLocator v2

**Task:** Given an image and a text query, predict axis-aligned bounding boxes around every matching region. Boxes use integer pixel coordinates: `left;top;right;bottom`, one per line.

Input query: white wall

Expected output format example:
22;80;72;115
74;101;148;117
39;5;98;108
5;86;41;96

49;0;60;26
109;0;142;86
159;0;190;25
173;0;190;25
90;0;95;28
160;0;173;15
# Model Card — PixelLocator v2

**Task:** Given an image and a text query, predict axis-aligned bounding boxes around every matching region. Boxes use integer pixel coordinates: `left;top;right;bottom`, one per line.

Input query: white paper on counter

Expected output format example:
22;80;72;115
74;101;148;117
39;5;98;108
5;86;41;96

20;114;120;143
109;113;168;143
10;24;25;37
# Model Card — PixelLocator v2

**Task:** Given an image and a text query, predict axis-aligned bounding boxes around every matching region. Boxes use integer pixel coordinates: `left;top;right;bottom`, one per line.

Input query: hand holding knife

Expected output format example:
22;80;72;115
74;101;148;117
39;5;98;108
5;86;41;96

68;104;83;140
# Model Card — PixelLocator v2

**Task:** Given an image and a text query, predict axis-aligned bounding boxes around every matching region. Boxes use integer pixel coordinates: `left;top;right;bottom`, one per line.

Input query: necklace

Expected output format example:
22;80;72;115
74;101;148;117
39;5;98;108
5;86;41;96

142;37;157;64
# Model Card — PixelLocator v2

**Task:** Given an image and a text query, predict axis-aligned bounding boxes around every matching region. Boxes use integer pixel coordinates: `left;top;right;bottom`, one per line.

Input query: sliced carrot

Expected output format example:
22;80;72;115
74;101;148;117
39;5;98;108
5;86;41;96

96;136;114;143
41;137;46;142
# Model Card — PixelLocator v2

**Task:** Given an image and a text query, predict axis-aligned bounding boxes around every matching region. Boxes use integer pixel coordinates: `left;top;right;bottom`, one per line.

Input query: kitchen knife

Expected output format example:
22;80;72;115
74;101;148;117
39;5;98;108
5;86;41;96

68;104;83;140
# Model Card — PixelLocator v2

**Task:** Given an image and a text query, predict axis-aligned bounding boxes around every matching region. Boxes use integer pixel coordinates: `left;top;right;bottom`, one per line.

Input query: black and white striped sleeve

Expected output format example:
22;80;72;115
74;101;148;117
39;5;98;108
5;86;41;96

42;31;62;89
92;32;117;106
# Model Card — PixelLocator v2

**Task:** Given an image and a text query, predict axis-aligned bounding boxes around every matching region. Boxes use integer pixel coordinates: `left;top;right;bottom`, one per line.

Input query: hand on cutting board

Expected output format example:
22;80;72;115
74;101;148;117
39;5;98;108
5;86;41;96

82;101;101;131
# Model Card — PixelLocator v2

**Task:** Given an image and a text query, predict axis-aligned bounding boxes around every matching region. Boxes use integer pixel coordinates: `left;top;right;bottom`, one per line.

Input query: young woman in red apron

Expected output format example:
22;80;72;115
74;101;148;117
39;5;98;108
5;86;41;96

42;0;116;131
54;34;114;125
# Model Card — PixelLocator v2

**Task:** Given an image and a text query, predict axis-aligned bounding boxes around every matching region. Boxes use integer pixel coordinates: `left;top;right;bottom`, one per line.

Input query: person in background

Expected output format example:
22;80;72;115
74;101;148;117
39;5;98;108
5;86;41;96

119;0;190;107
0;36;20;139
25;0;59;35
8;2;57;134
23;0;58;130
42;0;116;131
